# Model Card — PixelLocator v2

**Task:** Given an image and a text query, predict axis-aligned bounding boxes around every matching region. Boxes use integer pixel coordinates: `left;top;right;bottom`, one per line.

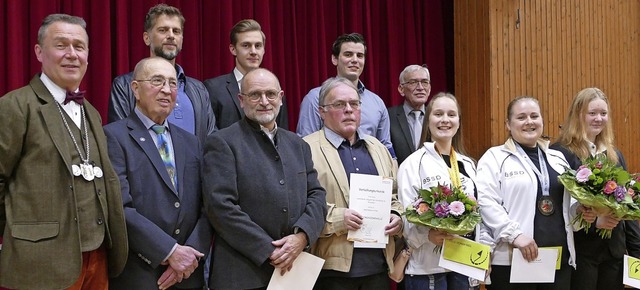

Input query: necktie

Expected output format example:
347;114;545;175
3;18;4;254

151;125;177;189
64;90;85;105
410;110;423;149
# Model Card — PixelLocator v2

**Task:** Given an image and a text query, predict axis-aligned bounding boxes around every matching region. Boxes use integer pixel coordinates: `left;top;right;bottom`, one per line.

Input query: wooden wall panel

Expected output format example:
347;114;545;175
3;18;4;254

454;0;640;172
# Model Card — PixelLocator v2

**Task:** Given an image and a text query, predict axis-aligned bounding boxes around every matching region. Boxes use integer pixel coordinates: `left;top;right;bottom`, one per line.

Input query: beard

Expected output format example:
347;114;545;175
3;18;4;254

153;45;180;60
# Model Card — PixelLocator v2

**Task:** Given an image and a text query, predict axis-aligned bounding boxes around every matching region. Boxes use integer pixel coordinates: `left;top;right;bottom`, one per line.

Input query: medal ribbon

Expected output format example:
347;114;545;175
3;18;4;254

448;148;462;189
515;143;550;198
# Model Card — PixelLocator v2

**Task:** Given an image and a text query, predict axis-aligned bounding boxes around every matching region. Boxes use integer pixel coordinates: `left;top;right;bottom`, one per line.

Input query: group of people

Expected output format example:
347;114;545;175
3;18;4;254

0;4;638;290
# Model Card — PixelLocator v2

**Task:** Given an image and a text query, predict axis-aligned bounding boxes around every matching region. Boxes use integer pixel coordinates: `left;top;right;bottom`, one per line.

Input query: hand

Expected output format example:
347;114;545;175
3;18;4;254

385;214;403;236
577;204;597;223
164;245;204;280
513;234;538;262
157;266;179;290
270;233;307;275
596;213;621;230
427;229;453;246
344;209;363;231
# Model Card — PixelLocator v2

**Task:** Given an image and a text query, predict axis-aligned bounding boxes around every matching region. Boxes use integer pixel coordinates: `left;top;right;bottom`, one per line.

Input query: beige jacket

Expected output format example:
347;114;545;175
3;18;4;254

304;129;403;274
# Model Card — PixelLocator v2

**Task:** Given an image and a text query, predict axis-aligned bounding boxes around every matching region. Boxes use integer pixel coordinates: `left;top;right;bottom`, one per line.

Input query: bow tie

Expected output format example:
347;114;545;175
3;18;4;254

64;90;85;105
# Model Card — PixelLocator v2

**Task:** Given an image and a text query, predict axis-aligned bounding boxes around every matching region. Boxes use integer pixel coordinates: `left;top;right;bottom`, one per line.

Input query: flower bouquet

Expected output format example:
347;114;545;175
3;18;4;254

558;154;640;238
404;183;481;236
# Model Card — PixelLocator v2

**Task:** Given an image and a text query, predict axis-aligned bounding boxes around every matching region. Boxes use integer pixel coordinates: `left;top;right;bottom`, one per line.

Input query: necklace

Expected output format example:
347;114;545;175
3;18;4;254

55;102;103;181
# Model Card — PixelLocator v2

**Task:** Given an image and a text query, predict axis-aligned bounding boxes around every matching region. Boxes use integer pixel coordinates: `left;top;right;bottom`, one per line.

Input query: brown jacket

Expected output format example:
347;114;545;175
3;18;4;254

0;75;128;289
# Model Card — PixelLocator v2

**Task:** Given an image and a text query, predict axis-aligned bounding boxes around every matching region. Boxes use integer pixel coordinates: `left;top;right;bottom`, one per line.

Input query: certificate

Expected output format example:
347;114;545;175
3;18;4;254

509;248;558;283
623;255;640;288
438;236;489;281
267;252;325;290
347;173;393;248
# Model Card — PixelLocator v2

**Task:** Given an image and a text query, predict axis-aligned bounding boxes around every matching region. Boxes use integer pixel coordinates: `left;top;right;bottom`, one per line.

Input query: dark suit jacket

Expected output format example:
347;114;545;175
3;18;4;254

0;75;128;289
550;143;640;258
104;113;212;290
203;71;289;130
388;105;416;164
108;70;216;145
202;118;326;290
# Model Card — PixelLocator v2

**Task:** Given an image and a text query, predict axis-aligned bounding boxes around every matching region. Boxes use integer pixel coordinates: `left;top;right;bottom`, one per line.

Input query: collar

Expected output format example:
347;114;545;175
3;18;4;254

402;102;424;116
504;137;550;154
40;73;72;104
356;80;366;95
587;140;606;156
134;107;169;131
323;127;368;149
233;67;244;83
175;64;186;81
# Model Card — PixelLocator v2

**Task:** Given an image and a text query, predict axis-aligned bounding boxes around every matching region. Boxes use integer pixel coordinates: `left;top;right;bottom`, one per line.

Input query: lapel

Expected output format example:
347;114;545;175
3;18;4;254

33;77;74;174
395;107;415;150
127;114;178;196
226;72;243;117
318;130;351;206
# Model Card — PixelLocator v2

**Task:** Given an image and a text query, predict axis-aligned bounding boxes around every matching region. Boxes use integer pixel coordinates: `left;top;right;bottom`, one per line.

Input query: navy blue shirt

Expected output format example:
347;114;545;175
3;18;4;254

320;128;387;278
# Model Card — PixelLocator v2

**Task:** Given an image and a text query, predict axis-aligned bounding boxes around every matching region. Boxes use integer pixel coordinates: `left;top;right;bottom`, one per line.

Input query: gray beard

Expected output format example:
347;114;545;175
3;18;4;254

153;46;179;60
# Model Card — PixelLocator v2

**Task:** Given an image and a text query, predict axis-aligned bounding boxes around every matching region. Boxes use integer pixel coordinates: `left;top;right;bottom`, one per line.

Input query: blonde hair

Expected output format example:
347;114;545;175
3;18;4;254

557;87;618;163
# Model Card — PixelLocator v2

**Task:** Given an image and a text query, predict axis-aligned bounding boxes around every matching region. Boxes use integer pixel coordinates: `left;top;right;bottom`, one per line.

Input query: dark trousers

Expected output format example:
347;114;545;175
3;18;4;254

487;264;571;290
314;272;390;290
570;253;623;290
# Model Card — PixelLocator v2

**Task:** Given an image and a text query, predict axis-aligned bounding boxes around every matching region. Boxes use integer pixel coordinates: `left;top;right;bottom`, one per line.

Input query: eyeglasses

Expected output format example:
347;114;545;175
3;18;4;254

135;77;178;89
321;100;362;111
240;90;281;102
401;79;430;88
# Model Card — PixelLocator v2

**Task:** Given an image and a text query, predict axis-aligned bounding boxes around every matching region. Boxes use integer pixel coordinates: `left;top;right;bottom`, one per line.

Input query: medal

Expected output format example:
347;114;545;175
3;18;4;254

537;196;555;216
55;102;103;181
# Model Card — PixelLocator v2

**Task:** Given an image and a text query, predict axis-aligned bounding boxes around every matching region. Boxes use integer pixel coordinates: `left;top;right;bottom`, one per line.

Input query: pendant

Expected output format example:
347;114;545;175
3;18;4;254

93;166;103;178
537;196;555;216
80;163;95;181
72;164;82;176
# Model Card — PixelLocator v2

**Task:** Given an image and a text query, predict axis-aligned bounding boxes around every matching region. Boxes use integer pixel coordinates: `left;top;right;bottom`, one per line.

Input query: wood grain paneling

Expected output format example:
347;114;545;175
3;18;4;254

454;0;640;172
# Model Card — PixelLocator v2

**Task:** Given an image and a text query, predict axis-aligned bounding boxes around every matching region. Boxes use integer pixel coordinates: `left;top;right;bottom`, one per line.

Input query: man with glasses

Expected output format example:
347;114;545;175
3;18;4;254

108;4;216;145
388;65;432;164
104;57;211;290
297;33;395;159
303;77;403;290
202;68;327;290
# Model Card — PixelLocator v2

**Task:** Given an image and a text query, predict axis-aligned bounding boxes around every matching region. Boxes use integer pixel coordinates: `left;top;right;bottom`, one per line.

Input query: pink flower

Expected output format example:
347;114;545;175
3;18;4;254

449;201;465;216
603;180;618;195
595;162;603;169
416;203;429;215
576;167;592;183
629;188;636;198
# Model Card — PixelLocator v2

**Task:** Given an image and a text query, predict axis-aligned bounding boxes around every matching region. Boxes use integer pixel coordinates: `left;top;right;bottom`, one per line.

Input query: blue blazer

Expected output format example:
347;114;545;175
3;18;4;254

104;113;212;290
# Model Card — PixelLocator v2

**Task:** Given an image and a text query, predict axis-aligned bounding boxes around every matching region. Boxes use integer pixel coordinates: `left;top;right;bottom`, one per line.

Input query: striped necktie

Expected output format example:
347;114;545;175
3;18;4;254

151;124;177;189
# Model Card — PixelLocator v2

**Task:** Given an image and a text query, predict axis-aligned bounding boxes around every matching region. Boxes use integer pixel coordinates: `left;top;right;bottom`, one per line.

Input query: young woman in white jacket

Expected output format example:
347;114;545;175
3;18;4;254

477;96;585;290
398;92;479;290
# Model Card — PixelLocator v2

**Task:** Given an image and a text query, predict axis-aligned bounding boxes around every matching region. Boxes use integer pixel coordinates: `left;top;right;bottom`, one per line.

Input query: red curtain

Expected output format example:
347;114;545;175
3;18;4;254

0;0;449;131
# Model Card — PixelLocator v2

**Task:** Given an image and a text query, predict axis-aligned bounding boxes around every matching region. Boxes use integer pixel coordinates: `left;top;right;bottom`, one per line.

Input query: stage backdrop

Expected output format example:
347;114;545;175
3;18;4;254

0;0;451;131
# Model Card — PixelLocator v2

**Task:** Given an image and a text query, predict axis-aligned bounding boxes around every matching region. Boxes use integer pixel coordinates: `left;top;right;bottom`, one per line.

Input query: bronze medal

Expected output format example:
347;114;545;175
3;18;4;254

537;196;554;216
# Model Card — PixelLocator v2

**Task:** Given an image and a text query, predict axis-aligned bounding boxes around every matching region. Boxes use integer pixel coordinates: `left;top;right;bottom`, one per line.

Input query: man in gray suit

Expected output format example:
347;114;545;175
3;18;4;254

202;68;326;290
387;64;431;164
203;19;288;130
105;57;211;290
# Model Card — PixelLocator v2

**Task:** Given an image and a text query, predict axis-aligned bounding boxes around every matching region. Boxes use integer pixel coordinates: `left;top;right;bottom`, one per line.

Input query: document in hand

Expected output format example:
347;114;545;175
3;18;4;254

509;248;558;283
347;173;392;248
267;252;325;290
438;236;489;281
